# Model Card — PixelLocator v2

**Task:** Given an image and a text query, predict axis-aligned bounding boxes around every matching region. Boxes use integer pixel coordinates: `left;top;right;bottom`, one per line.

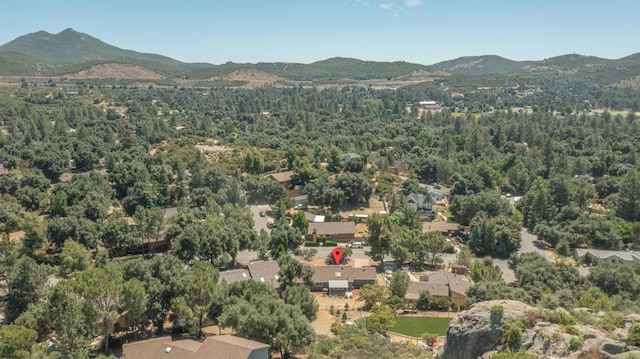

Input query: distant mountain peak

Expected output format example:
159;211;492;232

60;27;77;34
0;27;182;66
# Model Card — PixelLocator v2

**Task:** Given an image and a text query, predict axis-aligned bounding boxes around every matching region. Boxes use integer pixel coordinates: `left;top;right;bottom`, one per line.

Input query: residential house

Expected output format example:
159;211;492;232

122;335;270;359
269;170;301;194
342;153;361;163
418;101;442;111
219;261;281;288
291;194;308;205
304;212;325;223
310;266;377;293
425;185;450;204
422;222;460;237
307;222;357;242
451;264;468;275
406;282;449;302
574;248;640;266
406;193;434;212
246;260;281;288
407;269;471;306
219;269;251;285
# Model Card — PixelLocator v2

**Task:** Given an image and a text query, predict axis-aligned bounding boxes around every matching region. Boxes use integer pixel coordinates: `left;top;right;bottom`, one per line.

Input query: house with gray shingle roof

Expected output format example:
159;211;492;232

406;192;434;212
574;248;640;266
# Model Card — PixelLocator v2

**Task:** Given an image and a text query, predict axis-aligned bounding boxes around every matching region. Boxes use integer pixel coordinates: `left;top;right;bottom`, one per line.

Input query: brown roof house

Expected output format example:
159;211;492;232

307;222;356;242
122;334;270;359
407;269;471;306
269;170;301;195
422;221;460;236
310;265;377;294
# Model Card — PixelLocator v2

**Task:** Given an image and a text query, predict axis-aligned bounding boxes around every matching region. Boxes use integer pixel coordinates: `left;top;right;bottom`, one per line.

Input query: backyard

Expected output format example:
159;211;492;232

391;316;452;337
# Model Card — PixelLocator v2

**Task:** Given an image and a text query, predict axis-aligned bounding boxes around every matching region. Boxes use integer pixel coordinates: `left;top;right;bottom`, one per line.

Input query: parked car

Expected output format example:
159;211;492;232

294;203;308;210
266;221;274;229
259;211;266;217
385;269;393;279
349;242;363;249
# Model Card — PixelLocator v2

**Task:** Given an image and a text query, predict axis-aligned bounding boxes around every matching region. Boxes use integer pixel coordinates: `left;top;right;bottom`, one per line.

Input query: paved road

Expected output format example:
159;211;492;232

249;204;274;234
240;210;562;284
519;228;553;261
493;228;554;284
236;246;371;265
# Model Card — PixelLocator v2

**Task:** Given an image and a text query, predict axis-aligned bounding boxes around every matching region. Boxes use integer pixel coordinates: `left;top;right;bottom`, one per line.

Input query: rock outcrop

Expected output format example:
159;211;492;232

439;300;639;359
439;300;533;359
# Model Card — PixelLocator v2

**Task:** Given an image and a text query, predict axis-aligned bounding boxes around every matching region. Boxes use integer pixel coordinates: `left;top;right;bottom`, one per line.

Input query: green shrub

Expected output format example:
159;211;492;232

323;240;338;247
549;309;575;326
569;336;584;350
629;323;640;346
565;325;579;336
503;320;525;350
432;297;451;311
491;305;505;317
305;241;320;247
601;311;625;331
489;349;536;359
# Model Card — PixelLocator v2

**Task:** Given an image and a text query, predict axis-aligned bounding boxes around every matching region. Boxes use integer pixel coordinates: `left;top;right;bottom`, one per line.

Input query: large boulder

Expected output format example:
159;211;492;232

439;300;638;359
439;300;534;359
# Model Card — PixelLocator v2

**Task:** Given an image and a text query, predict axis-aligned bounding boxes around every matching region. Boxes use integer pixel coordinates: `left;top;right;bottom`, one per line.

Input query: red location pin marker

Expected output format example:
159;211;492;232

331;247;344;265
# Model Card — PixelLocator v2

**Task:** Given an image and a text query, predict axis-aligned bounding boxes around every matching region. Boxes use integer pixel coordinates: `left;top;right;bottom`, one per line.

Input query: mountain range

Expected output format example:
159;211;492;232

1;28;639;85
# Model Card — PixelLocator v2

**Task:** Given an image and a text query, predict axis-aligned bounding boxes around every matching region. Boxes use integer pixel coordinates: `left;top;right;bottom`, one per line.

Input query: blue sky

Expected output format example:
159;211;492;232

1;0;638;65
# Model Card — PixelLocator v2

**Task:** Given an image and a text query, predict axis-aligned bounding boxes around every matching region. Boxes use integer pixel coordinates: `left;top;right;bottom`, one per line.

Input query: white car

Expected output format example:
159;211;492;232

385;270;393;279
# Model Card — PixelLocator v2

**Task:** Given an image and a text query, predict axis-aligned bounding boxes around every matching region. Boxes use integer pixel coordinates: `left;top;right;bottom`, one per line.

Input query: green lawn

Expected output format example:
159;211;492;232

391;316;452;337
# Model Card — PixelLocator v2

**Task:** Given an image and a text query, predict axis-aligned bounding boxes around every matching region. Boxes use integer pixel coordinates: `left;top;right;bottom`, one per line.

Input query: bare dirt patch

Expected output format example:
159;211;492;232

337;197;386;217
65;63;164;79
8;230;25;243
312;292;365;336
210;69;287;88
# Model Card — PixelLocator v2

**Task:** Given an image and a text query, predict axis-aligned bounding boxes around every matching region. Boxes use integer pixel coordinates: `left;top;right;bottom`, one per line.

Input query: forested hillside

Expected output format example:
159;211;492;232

0;81;639;357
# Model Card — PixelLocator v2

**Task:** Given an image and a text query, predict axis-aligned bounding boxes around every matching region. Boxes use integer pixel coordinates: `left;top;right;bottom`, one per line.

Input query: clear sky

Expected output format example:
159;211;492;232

1;0;639;65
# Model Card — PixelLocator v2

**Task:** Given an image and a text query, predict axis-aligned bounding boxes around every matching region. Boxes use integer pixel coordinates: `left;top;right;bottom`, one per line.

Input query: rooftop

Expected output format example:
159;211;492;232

269;170;299;183
575;248;640;262
307;221;356;236
311;265;377;283
246;260;281;287
219;269;251;284
406;282;449;300
422;222;460;233
122;335;270;359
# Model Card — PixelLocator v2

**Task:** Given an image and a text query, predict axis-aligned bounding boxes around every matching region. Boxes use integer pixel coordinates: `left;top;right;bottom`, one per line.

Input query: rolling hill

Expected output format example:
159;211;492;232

432;55;532;75
0;28;638;85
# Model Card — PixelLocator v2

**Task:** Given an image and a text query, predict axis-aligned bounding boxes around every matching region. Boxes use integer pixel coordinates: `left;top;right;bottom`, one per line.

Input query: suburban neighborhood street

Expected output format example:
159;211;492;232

249;204;274;234
244;202;559;285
